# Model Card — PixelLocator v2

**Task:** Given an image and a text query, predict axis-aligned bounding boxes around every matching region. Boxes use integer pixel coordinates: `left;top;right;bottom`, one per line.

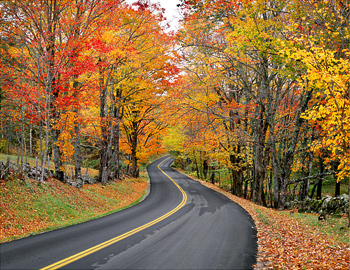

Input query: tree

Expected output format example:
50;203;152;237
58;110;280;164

80;0;178;182
1;0;122;181
286;0;350;224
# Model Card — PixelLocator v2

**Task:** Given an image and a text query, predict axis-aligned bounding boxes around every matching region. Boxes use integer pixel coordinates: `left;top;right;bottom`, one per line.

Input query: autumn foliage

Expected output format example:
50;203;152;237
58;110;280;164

165;0;350;224
0;0;349;266
0;174;147;243
0;0;178;182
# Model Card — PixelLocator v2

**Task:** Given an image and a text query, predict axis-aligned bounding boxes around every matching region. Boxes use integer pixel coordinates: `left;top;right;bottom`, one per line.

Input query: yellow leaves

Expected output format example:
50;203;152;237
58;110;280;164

55;111;79;163
297;45;350;181
163;125;186;153
57;130;75;163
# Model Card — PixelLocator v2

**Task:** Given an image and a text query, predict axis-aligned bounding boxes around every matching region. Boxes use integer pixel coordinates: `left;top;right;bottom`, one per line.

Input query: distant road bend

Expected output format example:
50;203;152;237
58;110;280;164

0;156;257;269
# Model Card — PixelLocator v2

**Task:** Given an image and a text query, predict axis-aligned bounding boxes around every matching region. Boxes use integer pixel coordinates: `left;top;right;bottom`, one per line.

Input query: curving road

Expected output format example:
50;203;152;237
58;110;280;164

0;156;257;269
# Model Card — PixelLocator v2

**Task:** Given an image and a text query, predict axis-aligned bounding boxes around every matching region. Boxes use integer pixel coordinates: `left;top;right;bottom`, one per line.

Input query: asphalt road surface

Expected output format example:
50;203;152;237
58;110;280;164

1;156;257;269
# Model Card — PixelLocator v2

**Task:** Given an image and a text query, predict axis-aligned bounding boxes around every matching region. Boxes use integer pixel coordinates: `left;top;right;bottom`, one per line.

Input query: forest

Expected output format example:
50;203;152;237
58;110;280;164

0;0;349;219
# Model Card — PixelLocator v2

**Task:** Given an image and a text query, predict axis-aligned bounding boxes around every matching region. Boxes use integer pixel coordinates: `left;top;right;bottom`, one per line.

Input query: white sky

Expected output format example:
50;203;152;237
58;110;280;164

126;0;182;31
156;0;181;30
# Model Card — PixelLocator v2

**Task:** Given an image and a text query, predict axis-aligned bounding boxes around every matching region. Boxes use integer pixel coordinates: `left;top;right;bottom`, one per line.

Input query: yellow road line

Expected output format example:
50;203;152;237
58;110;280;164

41;157;187;270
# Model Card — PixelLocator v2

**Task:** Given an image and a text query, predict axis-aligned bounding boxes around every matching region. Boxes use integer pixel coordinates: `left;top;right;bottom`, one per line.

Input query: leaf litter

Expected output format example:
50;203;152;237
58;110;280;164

194;178;349;269
0;174;148;243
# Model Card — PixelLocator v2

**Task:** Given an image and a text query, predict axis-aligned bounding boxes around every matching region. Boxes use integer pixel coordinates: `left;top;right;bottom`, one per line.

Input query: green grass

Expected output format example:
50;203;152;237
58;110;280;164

285;212;349;245
321;179;349;197
255;208;271;225
31;192;146;236
1;169;148;243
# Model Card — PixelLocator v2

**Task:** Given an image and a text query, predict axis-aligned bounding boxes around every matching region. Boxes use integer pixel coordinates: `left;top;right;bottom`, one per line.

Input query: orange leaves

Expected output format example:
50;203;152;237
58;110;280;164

253;211;349;269
54;111;79;163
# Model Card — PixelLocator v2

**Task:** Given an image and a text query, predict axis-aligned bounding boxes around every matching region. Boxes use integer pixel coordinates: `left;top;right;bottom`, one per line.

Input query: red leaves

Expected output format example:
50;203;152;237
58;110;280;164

132;1;150;11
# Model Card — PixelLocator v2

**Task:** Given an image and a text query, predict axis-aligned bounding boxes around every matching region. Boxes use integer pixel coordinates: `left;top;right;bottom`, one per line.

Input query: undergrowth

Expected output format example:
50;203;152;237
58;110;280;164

0;172;148;243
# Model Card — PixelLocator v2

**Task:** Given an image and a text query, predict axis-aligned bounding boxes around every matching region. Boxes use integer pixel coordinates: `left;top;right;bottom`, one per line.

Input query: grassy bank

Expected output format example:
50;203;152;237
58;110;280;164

0;171;148;243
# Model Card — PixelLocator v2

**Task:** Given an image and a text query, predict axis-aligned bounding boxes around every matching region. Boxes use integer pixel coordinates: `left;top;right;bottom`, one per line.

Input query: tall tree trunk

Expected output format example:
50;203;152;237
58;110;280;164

74;122;82;181
98;66;110;185
332;161;341;197
316;156;324;200
276;90;313;209
112;121;120;180
230;151;243;197
194;158;200;178
252;141;266;205
252;110;268;206
110;103;122;180
130;121;139;178
243;177;248;199
52;129;64;181
99;148;108;184
203;159;208;179
272;148;281;208
306;152;313;198
335;182;341;197
252;57;269;206
47;0;64;181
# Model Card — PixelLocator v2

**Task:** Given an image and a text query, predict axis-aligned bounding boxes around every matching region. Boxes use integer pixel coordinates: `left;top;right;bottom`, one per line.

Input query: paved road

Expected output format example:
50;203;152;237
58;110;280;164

1;156;257;269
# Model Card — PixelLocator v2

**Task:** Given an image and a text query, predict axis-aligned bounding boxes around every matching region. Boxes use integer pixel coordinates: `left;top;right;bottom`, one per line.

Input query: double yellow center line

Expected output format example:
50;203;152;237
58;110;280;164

41;157;187;270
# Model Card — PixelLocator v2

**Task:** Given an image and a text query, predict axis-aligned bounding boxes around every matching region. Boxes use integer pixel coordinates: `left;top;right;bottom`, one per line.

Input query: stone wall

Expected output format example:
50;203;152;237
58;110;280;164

285;194;349;217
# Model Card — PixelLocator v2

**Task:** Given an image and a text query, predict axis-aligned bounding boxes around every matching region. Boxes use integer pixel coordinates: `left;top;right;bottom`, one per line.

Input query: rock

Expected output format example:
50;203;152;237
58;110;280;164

71;177;84;188
71;181;82;188
0;159;98;188
286;194;349;216
82;175;97;185
21;163;31;173
9;163;18;171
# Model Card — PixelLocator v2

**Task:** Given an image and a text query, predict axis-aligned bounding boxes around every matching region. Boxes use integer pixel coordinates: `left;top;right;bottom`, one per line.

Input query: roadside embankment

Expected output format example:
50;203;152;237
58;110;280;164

0;172;148;243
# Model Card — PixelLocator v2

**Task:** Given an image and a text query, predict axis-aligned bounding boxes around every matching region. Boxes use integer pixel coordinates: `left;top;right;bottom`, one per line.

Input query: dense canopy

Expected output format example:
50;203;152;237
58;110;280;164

1;0;349;222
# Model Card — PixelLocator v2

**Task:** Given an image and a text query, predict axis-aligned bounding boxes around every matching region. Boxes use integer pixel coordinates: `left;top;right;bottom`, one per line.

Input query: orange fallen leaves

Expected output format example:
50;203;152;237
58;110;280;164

0;175;147;243
191;177;349;269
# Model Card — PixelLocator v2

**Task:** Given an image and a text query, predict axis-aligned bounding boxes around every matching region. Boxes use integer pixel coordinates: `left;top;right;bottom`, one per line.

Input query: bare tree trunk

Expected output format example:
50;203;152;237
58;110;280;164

74;122;82;181
316;156;324;200
272;148;281;208
230;152;243;197
278;90;313;209
252;114;267;206
29;126;33;157
112;120;120;180
130;126;139;178
99;137;108;184
98;67;108;184
306;153;313;197
52;128;64;181
46;0;64;182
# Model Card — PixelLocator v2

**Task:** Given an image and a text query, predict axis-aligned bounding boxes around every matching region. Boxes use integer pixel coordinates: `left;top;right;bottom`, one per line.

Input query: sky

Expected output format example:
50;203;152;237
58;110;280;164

126;0;182;31
156;0;182;30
